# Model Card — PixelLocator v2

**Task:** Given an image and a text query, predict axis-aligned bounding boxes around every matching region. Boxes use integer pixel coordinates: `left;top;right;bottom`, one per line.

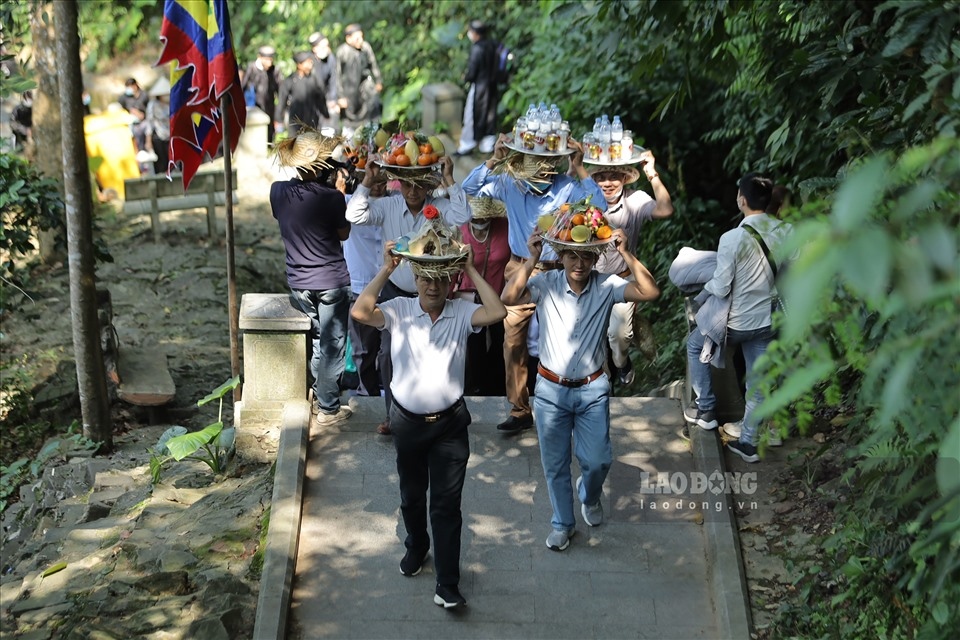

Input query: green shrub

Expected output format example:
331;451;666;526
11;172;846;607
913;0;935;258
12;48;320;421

758;138;960;638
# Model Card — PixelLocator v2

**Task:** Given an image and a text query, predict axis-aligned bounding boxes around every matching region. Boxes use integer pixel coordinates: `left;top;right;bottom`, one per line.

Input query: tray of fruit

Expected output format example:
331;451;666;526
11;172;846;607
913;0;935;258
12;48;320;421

537;198;616;249
376;131;446;169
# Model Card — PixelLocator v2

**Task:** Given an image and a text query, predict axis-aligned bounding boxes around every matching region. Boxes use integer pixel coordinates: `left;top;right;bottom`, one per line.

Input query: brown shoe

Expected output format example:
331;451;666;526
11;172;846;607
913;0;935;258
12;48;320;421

377;420;392;435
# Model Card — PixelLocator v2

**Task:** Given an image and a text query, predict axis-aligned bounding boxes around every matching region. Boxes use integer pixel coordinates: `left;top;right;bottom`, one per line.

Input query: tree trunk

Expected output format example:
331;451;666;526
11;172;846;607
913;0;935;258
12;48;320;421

54;0;113;451
30;1;66;265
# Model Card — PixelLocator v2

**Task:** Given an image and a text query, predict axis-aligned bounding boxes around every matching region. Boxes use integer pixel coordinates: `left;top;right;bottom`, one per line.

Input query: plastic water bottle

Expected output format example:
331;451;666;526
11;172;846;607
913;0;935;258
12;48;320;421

395;235;410;253
610;115;624;160
549;104;561;132
598;117;611;162
592;117;602;138
611;116;623;142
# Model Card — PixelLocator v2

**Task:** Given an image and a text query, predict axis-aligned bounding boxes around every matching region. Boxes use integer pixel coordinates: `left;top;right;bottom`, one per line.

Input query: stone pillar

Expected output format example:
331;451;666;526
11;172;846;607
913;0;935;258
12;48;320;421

421;82;465;138
237;106;270;159
235;294;311;456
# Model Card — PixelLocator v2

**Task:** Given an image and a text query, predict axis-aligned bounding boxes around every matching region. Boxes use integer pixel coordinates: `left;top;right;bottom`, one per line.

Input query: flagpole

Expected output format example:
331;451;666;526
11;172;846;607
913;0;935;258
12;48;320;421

222;91;241;401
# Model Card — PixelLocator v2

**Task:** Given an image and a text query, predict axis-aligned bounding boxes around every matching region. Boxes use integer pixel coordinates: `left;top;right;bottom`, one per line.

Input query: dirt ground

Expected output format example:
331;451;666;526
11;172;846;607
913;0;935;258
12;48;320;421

2;160;286;445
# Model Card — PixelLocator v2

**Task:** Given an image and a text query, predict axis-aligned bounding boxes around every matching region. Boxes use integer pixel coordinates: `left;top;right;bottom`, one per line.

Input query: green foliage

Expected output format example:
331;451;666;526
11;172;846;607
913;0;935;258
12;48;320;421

149;376;240;483
0;153;66;281
757;138;960;638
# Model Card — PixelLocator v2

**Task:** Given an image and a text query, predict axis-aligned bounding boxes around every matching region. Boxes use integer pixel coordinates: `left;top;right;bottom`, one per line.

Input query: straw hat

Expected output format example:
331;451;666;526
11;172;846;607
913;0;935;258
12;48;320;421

394;207;469;279
274;125;345;172
586;164;640;185
467;195;506;220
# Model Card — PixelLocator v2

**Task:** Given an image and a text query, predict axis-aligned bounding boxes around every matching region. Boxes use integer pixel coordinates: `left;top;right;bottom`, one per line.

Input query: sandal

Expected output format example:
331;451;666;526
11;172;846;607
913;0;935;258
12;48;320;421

376;420;392;435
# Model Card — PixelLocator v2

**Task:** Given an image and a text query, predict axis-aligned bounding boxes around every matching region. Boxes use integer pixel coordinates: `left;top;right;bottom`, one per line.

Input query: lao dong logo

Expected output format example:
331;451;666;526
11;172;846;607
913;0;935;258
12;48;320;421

638;471;758;496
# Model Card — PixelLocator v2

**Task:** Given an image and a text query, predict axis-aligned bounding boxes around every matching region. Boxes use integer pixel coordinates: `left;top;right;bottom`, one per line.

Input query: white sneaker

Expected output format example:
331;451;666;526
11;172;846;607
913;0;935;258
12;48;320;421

722;420;742;439
576;477;603;526
723;420;784;446
315;405;353;426
545;527;575;551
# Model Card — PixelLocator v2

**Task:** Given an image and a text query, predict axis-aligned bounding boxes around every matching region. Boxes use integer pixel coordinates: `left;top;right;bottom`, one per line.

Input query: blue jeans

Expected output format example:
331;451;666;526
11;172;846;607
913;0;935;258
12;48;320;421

289;286;350;414
687;325;775;445
533;373;612;532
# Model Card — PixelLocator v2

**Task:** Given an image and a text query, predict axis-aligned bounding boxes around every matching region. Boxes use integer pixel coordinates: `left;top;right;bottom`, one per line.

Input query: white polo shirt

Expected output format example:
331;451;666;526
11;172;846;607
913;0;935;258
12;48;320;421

379;297;480;414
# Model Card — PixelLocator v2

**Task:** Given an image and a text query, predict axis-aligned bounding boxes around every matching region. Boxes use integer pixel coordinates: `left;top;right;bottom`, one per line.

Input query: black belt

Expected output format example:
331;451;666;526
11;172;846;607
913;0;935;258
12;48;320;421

537;364;604;388
393;397;464;423
511;254;563;271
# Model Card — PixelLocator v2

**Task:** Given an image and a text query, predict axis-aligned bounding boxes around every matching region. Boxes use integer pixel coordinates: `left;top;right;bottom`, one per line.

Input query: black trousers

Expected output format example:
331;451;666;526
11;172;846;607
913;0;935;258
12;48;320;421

390;400;470;587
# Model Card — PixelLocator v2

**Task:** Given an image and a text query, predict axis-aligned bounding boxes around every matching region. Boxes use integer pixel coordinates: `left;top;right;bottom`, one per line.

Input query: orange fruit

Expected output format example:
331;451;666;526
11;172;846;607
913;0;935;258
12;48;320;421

395;153;411;167
559;203;571;213
417;154;433;166
571;213;586;226
558;228;573;242
419;143;433;155
596;225;612;239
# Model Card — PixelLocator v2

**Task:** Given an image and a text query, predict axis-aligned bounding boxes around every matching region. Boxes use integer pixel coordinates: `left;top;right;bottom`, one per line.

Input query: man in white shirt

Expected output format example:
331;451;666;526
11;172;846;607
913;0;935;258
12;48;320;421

346;157;469;434
686;173;791;462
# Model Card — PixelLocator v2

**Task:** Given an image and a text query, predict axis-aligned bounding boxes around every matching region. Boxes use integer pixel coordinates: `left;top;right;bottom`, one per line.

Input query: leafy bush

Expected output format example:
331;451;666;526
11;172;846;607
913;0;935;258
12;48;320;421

757;138;960;638
0;152;65;282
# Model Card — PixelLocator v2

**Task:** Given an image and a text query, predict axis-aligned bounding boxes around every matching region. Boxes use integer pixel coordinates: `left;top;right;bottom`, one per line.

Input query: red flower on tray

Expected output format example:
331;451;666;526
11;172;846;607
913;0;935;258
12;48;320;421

422;204;440;219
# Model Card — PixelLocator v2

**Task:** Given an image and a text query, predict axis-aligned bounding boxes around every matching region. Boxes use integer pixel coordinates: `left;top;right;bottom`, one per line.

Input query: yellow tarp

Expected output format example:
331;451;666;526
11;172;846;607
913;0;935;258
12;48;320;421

84;111;139;199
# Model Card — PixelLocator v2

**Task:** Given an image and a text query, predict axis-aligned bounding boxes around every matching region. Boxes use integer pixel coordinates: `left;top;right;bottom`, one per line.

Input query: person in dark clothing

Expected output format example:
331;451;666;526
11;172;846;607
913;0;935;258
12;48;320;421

336;24;383;136
271;126;353;425
277;52;328;137
11;91;33;151
309;32;340;132
242;45;282;142
119;77;150;151
457;20;499;156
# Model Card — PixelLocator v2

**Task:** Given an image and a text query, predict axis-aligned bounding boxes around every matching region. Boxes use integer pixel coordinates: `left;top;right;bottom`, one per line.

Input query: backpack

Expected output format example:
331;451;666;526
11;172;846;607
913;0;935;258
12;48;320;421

494;42;515;86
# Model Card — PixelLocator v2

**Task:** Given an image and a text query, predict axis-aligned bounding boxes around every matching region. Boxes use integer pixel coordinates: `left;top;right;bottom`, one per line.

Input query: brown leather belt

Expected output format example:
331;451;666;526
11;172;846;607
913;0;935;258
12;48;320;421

393;397;464;423
511;254;563;271
537;364;604;388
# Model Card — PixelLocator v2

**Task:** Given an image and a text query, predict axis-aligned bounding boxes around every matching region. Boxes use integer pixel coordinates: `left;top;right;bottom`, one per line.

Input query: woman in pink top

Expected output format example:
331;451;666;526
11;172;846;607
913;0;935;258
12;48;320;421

456;198;510;395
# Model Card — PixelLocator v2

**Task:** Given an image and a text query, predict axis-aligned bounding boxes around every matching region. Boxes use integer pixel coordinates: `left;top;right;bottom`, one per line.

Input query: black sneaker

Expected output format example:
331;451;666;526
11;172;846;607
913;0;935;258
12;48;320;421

727;440;760;463
497;414;533;433
434;584;467;608
400;548;428;577
695;410;718;430
617;359;635;386
683;404;699;424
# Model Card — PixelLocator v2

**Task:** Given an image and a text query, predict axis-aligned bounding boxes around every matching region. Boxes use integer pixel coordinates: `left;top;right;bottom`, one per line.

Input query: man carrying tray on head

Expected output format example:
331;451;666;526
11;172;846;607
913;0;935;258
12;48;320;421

587;150;674;388
462;133;606;434
351;231;507;610
346;155;469;435
501;224;659;551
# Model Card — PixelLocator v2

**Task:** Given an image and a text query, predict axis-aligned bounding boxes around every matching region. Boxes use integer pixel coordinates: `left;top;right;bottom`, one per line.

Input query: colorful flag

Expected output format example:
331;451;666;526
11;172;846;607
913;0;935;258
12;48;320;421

158;0;245;188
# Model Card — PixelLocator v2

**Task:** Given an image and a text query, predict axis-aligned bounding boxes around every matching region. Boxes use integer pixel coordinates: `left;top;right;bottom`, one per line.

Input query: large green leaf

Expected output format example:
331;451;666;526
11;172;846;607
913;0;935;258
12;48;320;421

197;376;240;407
831;157;888;233
164;423;223;461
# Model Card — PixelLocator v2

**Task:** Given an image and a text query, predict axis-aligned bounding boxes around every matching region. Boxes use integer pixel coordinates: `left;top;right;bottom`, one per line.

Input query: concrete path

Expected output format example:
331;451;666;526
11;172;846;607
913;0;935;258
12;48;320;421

284;396;745;639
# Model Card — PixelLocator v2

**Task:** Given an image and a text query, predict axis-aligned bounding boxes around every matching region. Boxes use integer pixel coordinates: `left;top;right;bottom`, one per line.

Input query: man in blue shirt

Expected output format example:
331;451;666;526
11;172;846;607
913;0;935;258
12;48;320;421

501;228;659;551
462;134;606;433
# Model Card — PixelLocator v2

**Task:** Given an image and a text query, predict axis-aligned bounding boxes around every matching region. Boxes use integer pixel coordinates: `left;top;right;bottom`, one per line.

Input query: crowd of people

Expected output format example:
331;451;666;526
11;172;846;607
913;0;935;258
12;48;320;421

267;84;792;605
